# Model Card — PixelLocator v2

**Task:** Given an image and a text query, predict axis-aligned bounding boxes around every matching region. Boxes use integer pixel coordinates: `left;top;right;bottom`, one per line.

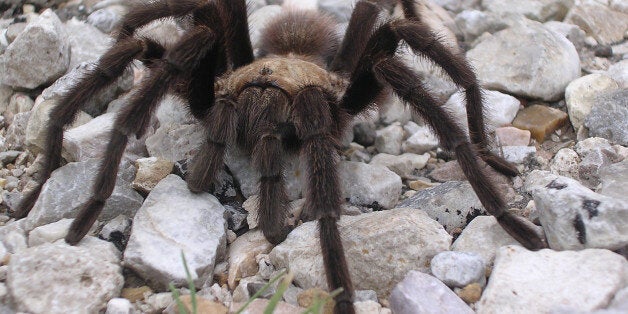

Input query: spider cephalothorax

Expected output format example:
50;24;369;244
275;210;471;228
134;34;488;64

11;1;547;313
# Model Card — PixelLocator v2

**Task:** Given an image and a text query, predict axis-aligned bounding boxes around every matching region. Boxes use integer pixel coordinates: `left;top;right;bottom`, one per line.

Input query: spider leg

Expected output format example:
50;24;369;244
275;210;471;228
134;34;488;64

9;37;165;219
344;19;519;176
66;26;218;244
373;57;547;250
239;87;292;244
292;87;355;314
116;0;201;41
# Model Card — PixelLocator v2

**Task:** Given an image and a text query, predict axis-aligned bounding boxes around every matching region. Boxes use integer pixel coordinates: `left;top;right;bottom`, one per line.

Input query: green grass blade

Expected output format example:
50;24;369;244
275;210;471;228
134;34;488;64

263;272;294;314
169;283;189;314
235;269;287;314
180;251;197;314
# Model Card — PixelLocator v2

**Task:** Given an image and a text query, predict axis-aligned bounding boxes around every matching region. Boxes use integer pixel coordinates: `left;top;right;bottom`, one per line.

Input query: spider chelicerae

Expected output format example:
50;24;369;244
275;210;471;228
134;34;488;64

11;0;548;313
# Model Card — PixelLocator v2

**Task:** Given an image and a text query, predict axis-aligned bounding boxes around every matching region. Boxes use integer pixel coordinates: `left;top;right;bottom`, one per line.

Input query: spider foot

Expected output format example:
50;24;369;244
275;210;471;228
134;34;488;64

10;185;42;219
262;225;292;245
481;151;520;177
497;213;548;251
65;199;105;245
334;299;355;314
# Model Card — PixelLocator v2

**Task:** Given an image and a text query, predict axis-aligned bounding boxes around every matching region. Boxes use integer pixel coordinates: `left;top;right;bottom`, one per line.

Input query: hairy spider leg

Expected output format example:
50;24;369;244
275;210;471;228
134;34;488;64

116;0;201;42
292;86;355;314
10;37;163;219
65;25;219;244
373;57;547;250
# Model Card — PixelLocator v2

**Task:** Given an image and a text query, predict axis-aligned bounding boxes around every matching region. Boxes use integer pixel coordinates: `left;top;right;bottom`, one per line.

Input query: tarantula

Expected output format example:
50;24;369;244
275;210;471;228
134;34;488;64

11;0;547;312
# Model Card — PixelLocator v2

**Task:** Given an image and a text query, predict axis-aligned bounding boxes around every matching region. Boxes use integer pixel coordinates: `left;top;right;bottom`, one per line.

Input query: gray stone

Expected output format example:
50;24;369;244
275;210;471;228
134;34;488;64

527;171;628;251
0;220;27;254
99;215;131;242
106;298;133;314
24;160;143;231
0;10;70;89
131;157;174;194
369;153;430;179
145;123;205;162
575;137;622;189
124;175;227;289
585;90;628;146
402;125;439;155
606;60;628;88
482;0;574;22
7;237;123;314
65;18;110;69
375;124;404;155
549;148;580;179
565;74;620;131
338;161;402;210
379;98;412;126
476;246;628;314
389;270;474;314
501;146;537;164
27;218;74;246
4;111;29;150
451;216;520;265
467;21;580;101
398;181;486;232
598;160;628;202
62;112;114;162
431;251;486;288
543;21;586;48
565;3;628;45
227;230;273;289
87;5;126;34
270;209;451;297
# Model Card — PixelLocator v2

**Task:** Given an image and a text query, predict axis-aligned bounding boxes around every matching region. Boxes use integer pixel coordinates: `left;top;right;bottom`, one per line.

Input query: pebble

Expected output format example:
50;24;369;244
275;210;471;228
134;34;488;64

598;160;628;201
476;246;628;314
501;145;537;164
565;74;620;131
549;147;580;179
526;171;628;251
467;21;580;101
494;126;531;146
402;124;439;155
369;152;430;179
0;9;70;89
481;0;573;22
430;251;486;288
375;124;404;155
120;286;152;303
606;59;628;88
27;218;74;247
512;104;568;143
87;5;126;33
124;175;227;289
443;89;521;135
338;161;402;210
131;157;174;194
64;18;110;69
457;283;483;304
389;270;474;314
565;2;628;45
270;208;451;297
227;230;273;289
99;215;131;242
6;237;123;314
543;21;587;49
451;216;519;265
23;160;143;231
584;89;628;146
105;298;133;314
575;137;621;189
398;181;486;232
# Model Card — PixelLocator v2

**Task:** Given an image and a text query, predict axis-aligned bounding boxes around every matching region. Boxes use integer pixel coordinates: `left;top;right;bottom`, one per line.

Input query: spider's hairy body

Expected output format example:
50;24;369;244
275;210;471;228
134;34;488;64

10;1;548;313
218;56;347;100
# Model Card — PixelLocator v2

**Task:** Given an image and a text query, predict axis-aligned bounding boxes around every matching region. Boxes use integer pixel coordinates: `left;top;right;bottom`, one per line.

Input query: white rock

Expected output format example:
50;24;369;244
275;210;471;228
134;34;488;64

402;125;439;155
482;0;573;22
531;173;628;251
99;215;131;241
106;298;133;314
354;300;384;314
375;124;404;155
131;157;174;194
549;148;580;179
584;89;628;146
502;145;537;164
63;112;115;162
269;209;451;297
606;59;628;88
65;18;110;69
145;123;205;162
27;218;74;247
543;21;586;48
124;175;227;289
430;251;486;288
389;270;474;314
575;137;621;188
87;5;126;33
227;230;273;289
379;98;412;125
565;2;628;45
24;160;143;231
338;161;402;209
598;160;628;202
476;246;628;314
565;74;620;130
398;181;486;232
0;220;27;254
443;89;521;136
0;9;70;89
467;21;580;101
7;237;123;314
369;153;430;179
451;216;520;265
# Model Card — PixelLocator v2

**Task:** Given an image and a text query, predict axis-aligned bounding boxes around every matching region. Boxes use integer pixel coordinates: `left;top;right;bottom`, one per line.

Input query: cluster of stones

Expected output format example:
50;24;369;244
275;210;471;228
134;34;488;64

0;0;627;313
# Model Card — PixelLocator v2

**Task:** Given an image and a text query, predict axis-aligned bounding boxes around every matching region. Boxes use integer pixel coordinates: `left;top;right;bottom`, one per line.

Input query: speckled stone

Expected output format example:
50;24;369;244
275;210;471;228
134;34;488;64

512;104;568;142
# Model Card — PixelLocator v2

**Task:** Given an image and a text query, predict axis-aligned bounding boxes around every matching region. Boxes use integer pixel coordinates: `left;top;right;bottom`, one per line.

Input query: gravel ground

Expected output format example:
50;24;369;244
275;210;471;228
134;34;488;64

0;0;627;313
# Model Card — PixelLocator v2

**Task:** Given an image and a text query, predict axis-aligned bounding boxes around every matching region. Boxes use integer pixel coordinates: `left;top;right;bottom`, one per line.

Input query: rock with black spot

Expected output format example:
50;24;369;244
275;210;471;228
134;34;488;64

398;181;486;232
526;171;628;251
476;246;628;313
338;161;402;210
6;237;123;314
